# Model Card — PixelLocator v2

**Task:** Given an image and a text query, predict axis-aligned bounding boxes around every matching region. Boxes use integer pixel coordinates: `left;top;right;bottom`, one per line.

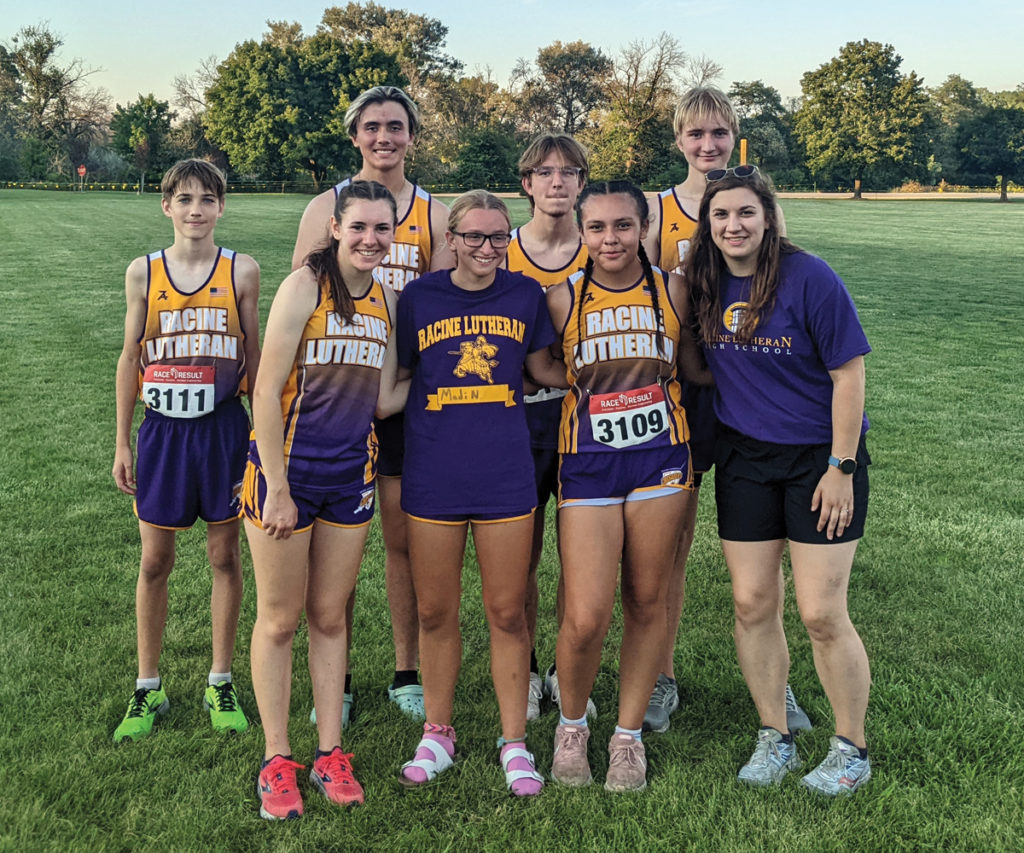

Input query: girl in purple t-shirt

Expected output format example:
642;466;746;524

687;167;873;796
395;191;566;796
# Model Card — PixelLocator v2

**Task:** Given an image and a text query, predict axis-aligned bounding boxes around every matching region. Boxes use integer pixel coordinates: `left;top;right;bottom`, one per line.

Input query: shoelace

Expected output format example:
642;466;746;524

785;687;800;712
263;758;305;792
821;743;852;772
209;682;237;711
558;728;588;750
652;681;676;709
748;734;779;767
609;739;644;769
125;687;154;718
317;750;356;781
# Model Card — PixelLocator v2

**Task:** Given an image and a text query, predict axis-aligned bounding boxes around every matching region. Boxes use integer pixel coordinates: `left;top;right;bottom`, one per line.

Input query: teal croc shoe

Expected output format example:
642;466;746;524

388;684;426;721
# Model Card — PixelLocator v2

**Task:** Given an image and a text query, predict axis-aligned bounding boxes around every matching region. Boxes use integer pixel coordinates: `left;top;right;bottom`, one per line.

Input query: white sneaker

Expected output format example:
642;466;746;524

526;672;543;722
543;665;596;719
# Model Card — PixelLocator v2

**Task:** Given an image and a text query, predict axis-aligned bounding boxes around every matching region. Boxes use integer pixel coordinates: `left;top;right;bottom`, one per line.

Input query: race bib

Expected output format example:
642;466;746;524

142;364;215;418
589;383;668;449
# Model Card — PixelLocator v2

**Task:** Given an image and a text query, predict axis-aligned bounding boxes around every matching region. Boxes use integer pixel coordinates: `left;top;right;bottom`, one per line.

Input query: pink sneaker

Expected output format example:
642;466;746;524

311;747;364;806
257;755;305;820
551;724;592;786
605;733;647;792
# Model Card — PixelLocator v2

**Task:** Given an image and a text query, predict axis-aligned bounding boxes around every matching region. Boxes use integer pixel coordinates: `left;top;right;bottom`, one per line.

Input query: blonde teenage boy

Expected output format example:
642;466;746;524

112;159;261;741
641;87;804;735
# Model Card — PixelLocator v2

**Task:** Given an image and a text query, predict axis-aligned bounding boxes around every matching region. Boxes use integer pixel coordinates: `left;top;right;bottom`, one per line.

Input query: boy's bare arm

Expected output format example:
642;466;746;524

291;190;334;271
113;257;148;495
428;199;455;271
234;253;262;392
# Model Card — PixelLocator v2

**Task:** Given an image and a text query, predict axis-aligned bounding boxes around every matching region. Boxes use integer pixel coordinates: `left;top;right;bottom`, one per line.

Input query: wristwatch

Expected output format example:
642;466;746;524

828;455;857;475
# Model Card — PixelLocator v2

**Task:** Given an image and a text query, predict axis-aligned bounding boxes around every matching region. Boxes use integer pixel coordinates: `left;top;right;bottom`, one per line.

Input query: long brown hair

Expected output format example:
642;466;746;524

685;172;801;346
306;181;397;325
573;181;665;363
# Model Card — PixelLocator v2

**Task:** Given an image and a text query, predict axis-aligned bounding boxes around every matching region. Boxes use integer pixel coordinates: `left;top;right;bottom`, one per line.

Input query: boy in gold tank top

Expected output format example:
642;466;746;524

292;86;453;725
505;133;590;722
641;87;805;736
112;159;261;742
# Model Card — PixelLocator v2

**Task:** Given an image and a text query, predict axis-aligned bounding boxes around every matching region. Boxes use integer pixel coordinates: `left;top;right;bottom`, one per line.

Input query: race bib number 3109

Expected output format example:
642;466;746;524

588;383;668;449
142;364;215;418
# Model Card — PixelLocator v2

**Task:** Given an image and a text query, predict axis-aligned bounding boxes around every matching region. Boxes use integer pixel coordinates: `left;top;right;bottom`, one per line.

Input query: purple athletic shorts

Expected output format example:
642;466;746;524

558;443;692;507
134;397;249;529
241;441;376;531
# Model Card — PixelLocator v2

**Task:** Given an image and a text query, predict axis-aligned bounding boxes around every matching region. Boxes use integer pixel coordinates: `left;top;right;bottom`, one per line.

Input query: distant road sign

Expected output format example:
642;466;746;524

77;165;86;177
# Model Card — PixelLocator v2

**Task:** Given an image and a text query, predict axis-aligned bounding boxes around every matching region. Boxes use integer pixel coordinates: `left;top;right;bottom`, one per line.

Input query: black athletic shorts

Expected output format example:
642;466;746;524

532;446;559;506
375;412;404;478
714;427;870;544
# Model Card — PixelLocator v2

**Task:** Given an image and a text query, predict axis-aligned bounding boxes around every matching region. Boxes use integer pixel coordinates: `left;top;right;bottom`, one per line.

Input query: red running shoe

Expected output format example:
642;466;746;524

311;747;365;806
257;755;305;820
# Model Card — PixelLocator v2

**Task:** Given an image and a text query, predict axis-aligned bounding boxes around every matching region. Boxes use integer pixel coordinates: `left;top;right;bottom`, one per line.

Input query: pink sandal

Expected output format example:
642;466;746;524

400;723;455;786
500;741;545;797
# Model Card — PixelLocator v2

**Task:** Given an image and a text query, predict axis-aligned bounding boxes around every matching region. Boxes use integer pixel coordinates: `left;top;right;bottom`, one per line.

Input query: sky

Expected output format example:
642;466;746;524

2;0;1021;109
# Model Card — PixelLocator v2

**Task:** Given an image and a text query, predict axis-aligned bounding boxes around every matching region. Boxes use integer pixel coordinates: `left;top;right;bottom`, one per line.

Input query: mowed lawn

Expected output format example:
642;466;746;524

0;189;1021;852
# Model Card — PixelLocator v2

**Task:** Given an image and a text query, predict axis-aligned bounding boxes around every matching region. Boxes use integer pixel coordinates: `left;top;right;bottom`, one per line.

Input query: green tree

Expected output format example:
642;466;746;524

953;106;1024;201
318;2;461;85
730;80;785;121
795;40;932;196
927;75;985;183
203;28;402;186
586;32;684;183
451;123;519;188
2;24;108;178
110;94;174;190
728;80;797;175
533;41;612;135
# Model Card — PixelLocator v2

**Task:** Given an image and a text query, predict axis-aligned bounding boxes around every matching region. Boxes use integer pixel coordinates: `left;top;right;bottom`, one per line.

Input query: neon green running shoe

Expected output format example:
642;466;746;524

113;685;170;743
203;681;249;733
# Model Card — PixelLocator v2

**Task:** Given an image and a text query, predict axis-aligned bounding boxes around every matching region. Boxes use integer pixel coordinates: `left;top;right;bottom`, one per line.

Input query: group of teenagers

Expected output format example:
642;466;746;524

112;83;874;819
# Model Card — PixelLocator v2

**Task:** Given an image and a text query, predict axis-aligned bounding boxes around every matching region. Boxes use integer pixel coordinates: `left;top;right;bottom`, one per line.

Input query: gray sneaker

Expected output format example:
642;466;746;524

737;727;802;786
786;684;812;732
642;674;679;733
543;665;597;719
551;724;593;786
801;736;871;796
605;733;647;792
526;672;543;722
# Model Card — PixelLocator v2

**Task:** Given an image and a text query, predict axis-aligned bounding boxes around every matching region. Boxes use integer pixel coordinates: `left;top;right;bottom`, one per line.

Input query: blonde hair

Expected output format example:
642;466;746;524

345;85;421;137
672;86;739;138
447;190;511;232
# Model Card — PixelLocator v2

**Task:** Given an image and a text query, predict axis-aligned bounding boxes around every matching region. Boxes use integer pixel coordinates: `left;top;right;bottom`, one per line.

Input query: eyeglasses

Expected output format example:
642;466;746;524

706;164;759;182
451;230;511;249
528;166;583;180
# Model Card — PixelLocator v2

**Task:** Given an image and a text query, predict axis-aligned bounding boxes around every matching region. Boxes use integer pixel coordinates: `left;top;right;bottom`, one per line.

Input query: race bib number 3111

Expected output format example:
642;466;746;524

589;383;668;449
142;364;215;418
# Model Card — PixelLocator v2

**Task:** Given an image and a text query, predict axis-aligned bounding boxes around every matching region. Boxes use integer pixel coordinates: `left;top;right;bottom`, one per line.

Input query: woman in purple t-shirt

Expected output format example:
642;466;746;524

686;167;873;797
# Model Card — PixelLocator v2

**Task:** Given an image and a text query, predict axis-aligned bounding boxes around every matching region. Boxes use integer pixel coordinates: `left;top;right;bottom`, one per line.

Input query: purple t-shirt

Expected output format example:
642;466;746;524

397;268;556;516
704;251;870;445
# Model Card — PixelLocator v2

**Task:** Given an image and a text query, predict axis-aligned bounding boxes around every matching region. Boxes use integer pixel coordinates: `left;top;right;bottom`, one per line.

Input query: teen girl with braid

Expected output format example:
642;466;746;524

545;181;709;792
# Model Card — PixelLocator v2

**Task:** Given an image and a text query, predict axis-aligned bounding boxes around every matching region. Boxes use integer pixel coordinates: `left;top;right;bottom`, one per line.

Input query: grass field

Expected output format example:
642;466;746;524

1;189;1022;852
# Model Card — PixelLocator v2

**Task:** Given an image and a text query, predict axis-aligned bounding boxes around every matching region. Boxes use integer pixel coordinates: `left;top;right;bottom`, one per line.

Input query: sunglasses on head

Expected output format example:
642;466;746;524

706;164;759;182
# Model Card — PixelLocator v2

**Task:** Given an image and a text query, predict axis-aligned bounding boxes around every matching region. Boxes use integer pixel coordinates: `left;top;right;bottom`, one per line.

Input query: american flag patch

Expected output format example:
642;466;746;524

209;286;227;296
408;225;421;232
369;295;383;306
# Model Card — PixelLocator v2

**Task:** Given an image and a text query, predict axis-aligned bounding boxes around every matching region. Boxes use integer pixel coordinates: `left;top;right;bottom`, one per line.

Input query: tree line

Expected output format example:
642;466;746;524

2;5;1023;198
